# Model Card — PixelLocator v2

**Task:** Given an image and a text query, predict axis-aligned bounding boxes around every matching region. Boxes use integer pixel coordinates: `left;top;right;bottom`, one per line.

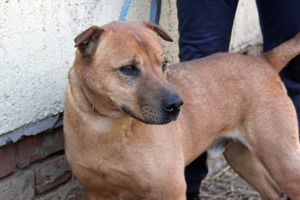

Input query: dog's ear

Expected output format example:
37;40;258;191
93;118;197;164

74;26;104;56
143;21;173;42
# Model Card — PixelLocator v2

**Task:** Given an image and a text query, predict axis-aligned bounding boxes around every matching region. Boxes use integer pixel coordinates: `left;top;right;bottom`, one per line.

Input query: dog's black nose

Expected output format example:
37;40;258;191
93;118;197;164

162;95;183;115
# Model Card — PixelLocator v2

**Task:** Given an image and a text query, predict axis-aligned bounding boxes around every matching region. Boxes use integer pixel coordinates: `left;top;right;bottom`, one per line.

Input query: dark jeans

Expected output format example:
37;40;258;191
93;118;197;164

177;0;300;196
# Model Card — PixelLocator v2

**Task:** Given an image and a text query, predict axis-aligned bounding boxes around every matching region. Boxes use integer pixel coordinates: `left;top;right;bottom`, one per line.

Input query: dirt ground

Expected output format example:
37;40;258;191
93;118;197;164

200;164;288;200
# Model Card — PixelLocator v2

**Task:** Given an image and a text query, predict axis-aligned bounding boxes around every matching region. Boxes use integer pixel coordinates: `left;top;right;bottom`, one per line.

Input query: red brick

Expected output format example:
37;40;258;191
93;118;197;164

34;155;72;194
16;127;65;168
35;179;85;200
0;170;34;200
0;143;16;178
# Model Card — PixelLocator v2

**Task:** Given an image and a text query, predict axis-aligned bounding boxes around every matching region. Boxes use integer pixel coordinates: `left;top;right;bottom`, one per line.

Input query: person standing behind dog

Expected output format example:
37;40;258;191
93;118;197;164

176;0;300;199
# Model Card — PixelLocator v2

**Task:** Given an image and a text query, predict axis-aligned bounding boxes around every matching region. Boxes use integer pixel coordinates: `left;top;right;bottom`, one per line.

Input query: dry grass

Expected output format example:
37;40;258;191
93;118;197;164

200;165;288;200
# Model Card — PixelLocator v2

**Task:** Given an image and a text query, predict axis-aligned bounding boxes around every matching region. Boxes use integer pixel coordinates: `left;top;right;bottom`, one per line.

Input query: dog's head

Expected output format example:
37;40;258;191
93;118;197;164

73;21;183;124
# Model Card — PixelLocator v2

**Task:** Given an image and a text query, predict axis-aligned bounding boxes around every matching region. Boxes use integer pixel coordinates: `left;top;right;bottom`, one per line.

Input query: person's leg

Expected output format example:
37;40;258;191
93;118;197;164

256;0;300;133
184;153;208;199
177;0;239;61
177;0;238;199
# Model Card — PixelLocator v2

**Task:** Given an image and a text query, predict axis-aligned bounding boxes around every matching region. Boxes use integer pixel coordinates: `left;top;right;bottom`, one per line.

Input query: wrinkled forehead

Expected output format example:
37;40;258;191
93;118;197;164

98;22;167;63
110;22;166;46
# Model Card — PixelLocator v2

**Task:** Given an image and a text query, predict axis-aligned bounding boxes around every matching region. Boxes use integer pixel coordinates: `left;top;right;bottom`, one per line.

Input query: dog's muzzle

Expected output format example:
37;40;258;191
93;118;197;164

121;93;183;125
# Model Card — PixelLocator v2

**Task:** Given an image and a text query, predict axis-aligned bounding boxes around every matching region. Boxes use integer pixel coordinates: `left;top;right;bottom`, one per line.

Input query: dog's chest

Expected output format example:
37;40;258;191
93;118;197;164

87;160;154;198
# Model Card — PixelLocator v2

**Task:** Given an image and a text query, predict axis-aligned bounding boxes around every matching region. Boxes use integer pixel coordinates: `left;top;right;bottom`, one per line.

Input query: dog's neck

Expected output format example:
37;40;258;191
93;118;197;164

78;83;99;114
68;68;104;116
69;67;125;120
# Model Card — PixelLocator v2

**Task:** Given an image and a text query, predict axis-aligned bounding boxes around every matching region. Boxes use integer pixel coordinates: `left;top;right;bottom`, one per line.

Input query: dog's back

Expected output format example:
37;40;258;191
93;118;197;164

167;33;300;133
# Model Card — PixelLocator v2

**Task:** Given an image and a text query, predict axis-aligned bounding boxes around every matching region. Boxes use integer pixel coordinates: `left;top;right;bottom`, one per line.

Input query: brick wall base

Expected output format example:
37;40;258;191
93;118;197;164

0;127;85;200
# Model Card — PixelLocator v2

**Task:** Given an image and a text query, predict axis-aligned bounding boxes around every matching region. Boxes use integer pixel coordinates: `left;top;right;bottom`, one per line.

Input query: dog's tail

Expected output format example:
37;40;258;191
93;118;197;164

263;33;300;72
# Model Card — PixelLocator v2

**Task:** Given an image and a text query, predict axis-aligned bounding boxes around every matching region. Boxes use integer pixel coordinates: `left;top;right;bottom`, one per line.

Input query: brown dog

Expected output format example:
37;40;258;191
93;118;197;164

64;21;300;200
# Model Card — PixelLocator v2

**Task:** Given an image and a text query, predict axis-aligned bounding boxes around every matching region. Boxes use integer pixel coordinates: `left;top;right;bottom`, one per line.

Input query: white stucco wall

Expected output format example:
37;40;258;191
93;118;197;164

230;0;262;52
0;0;261;144
0;0;180;142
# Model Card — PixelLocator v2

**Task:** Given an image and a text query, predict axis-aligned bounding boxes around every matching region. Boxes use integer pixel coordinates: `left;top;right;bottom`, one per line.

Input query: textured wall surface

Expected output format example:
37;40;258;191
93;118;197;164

230;0;262;52
0;0;261;137
0;0;179;136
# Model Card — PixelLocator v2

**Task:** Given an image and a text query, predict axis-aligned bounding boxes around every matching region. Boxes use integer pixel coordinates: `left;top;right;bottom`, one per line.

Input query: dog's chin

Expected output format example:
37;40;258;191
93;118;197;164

120;105;180;125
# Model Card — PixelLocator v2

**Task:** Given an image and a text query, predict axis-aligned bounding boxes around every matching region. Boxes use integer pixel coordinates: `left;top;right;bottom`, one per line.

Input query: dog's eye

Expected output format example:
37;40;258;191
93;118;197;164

120;65;137;75
162;58;168;73
163;59;168;66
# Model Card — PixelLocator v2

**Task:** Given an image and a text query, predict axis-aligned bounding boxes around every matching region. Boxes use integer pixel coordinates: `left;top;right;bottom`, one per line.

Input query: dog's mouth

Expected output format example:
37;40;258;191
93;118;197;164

120;104;181;125
160;111;180;124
